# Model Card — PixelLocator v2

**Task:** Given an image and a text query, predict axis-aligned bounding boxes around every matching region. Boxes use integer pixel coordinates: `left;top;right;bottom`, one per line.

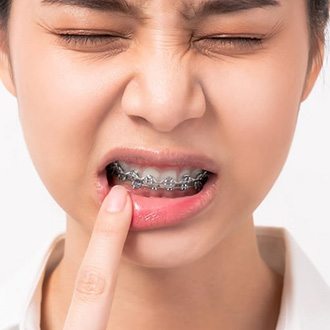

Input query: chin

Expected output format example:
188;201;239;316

120;222;217;270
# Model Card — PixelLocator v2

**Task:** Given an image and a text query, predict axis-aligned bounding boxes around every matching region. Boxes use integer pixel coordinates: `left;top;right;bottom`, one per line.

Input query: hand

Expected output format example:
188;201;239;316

63;185;132;330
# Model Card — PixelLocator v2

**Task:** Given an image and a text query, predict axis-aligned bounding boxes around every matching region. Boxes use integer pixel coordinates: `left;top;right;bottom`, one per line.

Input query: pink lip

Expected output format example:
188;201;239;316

97;147;219;174
95;147;219;231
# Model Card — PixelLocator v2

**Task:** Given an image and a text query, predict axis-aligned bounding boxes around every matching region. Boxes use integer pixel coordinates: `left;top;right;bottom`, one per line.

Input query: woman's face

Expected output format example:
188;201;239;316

0;0;322;267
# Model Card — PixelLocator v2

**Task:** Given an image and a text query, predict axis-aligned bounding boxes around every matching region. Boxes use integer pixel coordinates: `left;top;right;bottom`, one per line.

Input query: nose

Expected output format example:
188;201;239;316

121;49;206;133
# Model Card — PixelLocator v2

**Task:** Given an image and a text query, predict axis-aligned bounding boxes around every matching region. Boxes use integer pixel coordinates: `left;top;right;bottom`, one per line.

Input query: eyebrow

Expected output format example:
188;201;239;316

41;0;141;16
183;0;281;19
41;0;281;19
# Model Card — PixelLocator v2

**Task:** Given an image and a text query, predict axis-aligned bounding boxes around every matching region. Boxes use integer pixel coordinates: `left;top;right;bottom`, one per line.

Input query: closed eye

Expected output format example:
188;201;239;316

209;36;263;46
193;35;265;55
58;33;124;46
55;32;132;55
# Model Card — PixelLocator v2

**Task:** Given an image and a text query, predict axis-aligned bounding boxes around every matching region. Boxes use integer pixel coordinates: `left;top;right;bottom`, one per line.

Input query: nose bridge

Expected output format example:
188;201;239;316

121;46;206;132
145;49;188;105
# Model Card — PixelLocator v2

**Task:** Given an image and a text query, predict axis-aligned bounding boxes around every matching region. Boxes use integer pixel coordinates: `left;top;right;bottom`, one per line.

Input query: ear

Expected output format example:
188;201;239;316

0;31;17;97
300;42;324;102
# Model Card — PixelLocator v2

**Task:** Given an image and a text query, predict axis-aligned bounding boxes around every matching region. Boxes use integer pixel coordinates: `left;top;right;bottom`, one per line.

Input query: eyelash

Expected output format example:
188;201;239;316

58;34;122;45
57;34;263;50
204;36;263;48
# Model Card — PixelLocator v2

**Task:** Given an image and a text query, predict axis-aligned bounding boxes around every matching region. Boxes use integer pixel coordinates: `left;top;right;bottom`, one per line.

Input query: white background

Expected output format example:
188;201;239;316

0;34;329;286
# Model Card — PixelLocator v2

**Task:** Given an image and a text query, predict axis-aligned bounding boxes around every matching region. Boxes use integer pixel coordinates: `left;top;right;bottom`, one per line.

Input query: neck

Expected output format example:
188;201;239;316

41;217;283;330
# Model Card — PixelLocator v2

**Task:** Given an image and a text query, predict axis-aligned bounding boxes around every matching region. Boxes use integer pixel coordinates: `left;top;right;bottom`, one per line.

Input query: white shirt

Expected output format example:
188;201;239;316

1;226;330;330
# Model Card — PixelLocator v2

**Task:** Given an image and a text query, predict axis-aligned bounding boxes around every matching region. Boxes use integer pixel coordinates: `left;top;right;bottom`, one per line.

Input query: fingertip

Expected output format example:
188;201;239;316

106;185;128;213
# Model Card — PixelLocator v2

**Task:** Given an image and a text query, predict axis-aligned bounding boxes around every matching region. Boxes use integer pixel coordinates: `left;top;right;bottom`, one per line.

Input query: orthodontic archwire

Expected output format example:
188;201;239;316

107;161;209;192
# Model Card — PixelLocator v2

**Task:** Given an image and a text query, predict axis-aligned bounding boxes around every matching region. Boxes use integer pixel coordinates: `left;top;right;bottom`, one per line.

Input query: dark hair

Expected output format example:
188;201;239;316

309;0;329;63
0;0;329;60
0;0;9;28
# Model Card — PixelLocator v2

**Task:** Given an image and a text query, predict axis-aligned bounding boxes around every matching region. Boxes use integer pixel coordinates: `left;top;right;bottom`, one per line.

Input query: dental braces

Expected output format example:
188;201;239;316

107;161;209;192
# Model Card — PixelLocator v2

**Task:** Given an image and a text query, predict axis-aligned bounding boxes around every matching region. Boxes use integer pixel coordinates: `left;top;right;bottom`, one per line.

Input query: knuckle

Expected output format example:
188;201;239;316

74;266;106;302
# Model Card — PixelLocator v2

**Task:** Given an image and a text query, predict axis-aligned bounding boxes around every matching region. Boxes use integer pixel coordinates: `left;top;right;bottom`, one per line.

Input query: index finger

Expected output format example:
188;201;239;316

63;185;132;330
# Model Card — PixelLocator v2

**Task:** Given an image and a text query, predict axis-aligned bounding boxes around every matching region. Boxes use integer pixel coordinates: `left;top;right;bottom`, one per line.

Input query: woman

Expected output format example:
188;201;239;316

0;0;329;329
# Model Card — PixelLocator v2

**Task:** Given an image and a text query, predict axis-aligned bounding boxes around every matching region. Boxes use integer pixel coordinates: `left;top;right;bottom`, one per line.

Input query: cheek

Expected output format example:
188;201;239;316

201;41;308;212
10;24;132;213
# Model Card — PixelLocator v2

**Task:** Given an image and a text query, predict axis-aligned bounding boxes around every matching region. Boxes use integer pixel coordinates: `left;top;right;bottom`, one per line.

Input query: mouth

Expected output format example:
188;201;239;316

105;161;212;198
96;148;219;231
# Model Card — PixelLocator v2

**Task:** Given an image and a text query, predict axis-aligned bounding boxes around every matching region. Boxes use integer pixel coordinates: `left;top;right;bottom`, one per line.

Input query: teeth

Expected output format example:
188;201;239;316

159;169;178;183
122;162;199;181
109;161;209;191
119;162;131;172
178;169;191;180
141;167;162;181
191;168;204;178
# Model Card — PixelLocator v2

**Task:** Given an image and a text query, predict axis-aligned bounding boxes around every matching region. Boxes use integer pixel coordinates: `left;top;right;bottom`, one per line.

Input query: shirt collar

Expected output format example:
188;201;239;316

256;226;330;330
20;233;65;330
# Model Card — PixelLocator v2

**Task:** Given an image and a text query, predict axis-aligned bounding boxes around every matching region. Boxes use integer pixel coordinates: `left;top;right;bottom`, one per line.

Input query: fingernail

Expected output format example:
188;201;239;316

106;185;127;213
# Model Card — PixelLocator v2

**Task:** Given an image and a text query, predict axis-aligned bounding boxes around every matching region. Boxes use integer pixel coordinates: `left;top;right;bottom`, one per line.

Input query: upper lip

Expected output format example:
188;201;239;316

97;147;219;175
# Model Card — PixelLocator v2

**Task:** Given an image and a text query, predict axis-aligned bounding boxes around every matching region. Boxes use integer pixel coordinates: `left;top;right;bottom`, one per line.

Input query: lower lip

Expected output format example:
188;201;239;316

96;174;218;231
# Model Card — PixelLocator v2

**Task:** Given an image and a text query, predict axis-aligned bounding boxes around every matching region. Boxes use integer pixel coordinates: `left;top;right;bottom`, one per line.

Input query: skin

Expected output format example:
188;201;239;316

0;0;325;329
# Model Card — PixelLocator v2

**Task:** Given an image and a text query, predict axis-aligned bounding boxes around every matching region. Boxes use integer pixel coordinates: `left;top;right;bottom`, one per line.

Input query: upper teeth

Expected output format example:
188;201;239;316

119;161;204;181
107;161;209;191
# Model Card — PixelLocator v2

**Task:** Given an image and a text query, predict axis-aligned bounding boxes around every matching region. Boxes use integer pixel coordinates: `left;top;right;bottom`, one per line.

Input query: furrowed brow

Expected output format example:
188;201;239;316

41;0;141;16
181;0;281;20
